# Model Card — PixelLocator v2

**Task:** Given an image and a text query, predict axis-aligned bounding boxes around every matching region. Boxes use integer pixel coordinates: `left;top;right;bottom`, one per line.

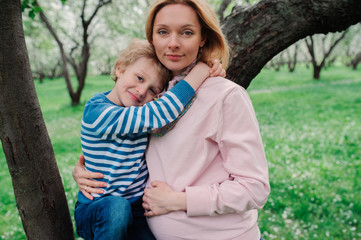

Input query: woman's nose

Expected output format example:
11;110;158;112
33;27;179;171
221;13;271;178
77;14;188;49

168;34;180;49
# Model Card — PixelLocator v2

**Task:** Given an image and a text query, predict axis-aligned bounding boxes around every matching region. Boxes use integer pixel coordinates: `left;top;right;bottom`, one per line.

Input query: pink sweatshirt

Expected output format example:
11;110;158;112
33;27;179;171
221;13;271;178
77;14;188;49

145;77;270;240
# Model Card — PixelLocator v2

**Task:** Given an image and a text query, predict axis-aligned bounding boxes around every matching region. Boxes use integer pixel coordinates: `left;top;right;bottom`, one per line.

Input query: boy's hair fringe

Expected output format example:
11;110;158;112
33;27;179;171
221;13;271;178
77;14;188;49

111;39;171;90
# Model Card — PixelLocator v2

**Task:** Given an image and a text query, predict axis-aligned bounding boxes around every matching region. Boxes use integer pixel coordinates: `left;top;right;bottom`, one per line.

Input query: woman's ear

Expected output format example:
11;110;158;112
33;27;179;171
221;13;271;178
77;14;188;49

200;36;207;48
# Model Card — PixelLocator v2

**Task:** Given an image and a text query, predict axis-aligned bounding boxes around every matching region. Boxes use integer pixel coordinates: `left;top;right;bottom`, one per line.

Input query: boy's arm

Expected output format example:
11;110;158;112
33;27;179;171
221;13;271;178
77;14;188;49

82;62;211;136
183;62;210;91
82;81;196;136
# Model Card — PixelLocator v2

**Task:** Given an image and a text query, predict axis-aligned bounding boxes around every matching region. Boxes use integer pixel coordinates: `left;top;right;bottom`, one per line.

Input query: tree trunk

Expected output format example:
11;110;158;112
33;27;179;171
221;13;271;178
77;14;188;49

222;0;361;88
351;52;361;70
286;43;298;72
0;1;74;239
313;66;322;80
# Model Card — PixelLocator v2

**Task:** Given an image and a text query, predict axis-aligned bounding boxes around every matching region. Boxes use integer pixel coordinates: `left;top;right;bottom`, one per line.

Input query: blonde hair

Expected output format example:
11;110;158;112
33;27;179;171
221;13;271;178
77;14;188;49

145;0;230;69
111;39;171;89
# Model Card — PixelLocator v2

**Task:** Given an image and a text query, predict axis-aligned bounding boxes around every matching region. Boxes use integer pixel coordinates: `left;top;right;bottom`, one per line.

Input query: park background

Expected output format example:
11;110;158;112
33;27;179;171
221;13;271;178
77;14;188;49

1;0;361;239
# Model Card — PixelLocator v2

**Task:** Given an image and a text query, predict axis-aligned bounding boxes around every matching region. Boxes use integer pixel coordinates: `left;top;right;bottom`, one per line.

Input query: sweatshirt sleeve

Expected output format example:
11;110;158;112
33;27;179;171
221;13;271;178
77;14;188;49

82;80;195;137
185;87;270;216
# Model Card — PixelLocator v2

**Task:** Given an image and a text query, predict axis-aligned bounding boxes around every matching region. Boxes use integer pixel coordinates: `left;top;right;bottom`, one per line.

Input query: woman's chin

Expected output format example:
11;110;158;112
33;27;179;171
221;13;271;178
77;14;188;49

165;63;189;75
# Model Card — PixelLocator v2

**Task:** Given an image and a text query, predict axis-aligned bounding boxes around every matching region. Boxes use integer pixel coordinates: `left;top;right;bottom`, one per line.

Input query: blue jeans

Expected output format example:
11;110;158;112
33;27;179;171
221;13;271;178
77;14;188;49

75;196;155;240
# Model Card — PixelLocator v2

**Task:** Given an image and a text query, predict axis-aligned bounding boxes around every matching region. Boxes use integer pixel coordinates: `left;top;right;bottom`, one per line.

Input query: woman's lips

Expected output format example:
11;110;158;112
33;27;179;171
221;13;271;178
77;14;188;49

166;54;182;61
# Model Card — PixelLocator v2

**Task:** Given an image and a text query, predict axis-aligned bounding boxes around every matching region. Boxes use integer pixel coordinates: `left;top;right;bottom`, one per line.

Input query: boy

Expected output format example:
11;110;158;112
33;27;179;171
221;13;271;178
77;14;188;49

74;39;211;239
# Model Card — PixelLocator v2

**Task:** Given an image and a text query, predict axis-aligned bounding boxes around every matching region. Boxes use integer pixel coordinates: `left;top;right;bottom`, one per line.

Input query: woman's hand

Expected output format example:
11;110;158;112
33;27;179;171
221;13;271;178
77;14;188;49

142;181;186;217
209;59;226;78
72;155;107;200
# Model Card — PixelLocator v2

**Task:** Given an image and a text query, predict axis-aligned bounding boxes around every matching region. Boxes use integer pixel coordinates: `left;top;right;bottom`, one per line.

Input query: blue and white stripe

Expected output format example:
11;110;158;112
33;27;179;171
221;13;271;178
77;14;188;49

79;80;195;203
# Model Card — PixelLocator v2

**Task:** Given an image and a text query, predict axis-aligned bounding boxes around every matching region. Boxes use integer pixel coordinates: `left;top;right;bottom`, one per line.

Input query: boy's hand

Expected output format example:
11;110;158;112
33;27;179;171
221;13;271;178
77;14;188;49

209;59;226;77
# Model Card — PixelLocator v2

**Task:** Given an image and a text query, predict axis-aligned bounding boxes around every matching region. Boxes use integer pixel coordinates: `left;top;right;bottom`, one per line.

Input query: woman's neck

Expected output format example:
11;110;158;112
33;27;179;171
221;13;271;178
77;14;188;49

171;67;187;77
171;61;197;77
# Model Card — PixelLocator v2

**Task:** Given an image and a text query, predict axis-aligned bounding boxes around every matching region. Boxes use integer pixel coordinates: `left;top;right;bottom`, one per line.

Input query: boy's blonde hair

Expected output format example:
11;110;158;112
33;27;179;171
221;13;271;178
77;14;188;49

111;39;171;90
145;0;230;69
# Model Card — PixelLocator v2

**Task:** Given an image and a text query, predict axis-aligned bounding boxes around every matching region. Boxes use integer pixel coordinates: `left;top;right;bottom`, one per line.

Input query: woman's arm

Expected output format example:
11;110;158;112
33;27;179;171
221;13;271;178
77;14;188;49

187;87;270;216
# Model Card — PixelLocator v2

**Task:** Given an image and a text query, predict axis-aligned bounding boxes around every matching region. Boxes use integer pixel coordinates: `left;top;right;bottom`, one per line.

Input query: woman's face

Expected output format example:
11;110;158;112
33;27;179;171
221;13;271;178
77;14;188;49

152;4;206;76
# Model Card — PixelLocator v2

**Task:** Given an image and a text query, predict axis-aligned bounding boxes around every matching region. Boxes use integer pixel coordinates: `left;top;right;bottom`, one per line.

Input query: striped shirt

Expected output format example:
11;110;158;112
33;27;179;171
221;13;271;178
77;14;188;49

77;80;195;204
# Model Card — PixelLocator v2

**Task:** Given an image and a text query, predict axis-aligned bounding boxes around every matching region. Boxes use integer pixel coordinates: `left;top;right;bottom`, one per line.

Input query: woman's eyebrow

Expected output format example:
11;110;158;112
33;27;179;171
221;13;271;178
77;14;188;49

154;23;196;28
154;23;167;27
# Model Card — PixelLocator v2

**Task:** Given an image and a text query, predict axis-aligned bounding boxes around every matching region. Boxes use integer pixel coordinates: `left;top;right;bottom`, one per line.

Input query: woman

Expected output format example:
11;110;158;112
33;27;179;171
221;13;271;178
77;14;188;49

73;0;270;239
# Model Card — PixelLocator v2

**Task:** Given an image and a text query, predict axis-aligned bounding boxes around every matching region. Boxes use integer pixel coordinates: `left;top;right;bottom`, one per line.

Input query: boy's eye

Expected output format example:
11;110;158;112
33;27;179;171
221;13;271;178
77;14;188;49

149;88;157;96
137;76;143;82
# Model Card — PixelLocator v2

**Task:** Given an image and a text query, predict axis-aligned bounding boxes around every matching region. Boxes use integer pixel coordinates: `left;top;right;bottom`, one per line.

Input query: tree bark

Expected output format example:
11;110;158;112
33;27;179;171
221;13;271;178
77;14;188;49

313;66;322;79
351;52;361;70
223;0;361;88
0;1;74;239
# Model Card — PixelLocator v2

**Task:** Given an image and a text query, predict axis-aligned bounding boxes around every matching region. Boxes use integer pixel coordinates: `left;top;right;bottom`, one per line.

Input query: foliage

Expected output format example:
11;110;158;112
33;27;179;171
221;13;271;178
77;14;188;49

21;0;67;19
1;66;361;239
21;0;42;19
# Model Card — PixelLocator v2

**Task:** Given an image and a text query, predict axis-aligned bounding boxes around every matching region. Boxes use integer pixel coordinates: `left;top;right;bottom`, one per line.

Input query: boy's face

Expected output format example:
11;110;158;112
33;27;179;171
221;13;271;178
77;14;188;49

113;57;164;107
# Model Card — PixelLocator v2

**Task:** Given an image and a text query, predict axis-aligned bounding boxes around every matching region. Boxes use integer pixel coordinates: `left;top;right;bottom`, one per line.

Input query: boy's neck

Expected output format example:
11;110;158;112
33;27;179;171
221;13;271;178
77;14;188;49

106;90;123;107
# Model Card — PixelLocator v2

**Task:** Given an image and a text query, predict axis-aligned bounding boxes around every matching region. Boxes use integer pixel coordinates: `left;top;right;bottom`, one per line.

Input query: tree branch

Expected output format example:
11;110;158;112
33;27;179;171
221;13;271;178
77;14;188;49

84;0;112;27
217;0;232;23
34;0;75;96
223;0;361;88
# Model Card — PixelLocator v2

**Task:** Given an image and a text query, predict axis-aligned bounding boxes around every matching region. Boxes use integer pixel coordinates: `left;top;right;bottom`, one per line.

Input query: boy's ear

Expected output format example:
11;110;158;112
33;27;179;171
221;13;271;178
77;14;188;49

115;64;124;79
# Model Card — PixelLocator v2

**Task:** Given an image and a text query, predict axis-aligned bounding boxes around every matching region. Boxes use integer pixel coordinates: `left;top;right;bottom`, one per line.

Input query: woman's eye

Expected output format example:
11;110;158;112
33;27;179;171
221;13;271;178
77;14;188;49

137;76;143;82
183;30;194;36
158;29;168;35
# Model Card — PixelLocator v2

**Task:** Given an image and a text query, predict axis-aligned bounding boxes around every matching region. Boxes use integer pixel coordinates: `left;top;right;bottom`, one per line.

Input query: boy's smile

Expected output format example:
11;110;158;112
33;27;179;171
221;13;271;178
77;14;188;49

107;57;164;107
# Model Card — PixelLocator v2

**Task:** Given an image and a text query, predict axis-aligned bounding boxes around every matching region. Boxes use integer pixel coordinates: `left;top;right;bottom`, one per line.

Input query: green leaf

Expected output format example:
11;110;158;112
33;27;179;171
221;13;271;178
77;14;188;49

28;9;36;19
21;0;31;12
33;6;42;14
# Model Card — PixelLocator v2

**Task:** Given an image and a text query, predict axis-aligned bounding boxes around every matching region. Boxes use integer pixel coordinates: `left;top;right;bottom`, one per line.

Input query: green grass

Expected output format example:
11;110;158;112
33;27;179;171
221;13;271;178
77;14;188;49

1;66;360;239
249;65;361;239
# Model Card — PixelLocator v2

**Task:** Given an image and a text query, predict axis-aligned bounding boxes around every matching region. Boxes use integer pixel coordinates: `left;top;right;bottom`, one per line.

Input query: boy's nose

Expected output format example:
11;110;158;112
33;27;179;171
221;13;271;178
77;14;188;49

136;85;147;98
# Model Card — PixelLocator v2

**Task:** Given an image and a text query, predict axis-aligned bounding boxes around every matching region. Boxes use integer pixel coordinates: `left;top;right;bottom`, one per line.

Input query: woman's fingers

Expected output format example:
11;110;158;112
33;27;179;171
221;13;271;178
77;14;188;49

80;189;94;200
82;179;106;190
79;180;105;200
142;201;150;211
144;210;155;217
73;154;106;200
